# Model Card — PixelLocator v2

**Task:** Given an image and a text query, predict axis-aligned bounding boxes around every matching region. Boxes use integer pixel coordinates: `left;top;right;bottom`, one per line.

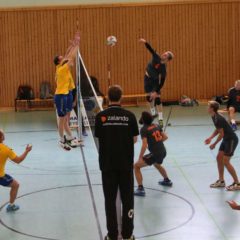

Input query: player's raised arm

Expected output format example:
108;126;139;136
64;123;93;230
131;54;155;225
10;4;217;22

139;38;156;55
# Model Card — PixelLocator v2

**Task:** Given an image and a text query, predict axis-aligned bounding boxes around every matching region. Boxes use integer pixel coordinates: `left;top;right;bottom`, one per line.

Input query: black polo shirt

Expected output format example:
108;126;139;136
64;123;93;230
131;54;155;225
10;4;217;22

95;105;139;172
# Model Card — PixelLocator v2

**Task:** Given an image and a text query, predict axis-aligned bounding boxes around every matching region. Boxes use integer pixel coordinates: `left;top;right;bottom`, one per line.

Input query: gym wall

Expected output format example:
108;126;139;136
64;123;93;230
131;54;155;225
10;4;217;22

0;0;240;107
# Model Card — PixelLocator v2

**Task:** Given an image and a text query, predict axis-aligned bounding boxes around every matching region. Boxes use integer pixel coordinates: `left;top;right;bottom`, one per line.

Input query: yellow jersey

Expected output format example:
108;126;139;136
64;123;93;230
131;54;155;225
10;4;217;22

69;75;75;91
0;143;16;177
55;63;72;95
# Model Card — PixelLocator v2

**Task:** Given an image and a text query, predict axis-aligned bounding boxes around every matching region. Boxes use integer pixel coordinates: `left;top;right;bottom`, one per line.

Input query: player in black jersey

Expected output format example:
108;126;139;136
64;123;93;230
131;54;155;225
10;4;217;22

205;101;240;191
134;111;172;197
139;38;173;128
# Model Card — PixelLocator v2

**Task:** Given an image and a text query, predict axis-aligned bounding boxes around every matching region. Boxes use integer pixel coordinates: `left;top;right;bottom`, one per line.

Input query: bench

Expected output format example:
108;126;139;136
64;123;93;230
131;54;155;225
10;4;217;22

15;98;54;112
106;94;178;107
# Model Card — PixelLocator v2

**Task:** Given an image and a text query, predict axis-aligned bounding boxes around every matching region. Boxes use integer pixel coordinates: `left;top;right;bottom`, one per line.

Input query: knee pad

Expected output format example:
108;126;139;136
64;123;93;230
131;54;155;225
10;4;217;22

146;95;152;103
154;97;161;106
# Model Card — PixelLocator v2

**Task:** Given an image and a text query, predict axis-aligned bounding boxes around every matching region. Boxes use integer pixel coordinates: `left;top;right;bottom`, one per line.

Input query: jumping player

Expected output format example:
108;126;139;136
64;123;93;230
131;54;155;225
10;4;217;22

0;129;32;212
139;38;173;127
205;101;240;191
227;80;240;131
54;32;80;150
134;111;172;197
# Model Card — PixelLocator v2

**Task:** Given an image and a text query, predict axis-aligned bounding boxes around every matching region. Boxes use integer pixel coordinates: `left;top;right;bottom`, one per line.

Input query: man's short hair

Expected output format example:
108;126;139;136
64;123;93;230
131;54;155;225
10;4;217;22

53;55;60;66
139;111;153;125
108;85;122;102
235;80;240;86
208;101;220;112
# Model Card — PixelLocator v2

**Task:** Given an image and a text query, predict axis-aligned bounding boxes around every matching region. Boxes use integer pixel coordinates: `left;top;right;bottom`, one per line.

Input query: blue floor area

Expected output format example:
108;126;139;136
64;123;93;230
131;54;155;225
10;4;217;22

0;106;240;240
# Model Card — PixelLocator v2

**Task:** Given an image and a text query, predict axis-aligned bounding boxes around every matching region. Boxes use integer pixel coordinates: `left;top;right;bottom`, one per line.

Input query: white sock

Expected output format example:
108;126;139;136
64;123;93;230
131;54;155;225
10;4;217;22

60;137;65;142
158;112;163;120
66;135;73;141
150;107;156;116
231;119;236;124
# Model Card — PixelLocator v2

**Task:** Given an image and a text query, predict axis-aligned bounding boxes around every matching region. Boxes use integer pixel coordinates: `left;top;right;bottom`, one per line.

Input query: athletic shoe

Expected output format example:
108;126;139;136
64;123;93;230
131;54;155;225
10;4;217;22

159;179;173;187
210;180;225;188
231;123;237;131
226;182;240;191
123;236;135;240
59;140;71;151
65;136;80;148
158;119;164;128
6;204;20;212
134;187;145;197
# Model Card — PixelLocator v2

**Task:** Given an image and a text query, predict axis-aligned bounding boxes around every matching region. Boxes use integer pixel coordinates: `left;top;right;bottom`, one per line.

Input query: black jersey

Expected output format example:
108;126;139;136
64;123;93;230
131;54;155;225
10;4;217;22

227;87;240;108
140;124;166;156
95;105;139;171
145;42;166;92
212;113;237;140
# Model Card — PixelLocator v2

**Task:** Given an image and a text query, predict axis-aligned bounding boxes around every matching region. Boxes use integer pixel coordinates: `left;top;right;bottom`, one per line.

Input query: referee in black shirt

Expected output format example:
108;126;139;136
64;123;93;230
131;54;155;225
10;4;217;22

95;85;139;240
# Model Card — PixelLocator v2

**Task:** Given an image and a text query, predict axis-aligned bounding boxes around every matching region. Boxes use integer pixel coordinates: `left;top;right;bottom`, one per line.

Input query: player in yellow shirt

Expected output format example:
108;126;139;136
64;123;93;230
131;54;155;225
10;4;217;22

54;32;80;150
0;129;32;212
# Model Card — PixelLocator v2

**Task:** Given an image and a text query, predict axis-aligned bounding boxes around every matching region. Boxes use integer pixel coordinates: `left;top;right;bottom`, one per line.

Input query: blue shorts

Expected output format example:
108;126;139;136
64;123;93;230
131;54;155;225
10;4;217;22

66;91;73;113
0;174;13;186
54;94;68;117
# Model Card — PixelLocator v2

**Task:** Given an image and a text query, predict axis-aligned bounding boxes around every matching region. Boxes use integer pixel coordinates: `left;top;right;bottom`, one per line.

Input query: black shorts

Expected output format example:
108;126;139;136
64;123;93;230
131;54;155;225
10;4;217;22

143;152;166;165
144;75;160;94
228;105;240;113
219;138;238;157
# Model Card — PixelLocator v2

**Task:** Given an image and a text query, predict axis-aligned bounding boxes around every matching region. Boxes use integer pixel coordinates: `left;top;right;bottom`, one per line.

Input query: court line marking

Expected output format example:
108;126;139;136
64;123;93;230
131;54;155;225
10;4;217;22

164;106;228;240
171;158;228;240
0;184;195;240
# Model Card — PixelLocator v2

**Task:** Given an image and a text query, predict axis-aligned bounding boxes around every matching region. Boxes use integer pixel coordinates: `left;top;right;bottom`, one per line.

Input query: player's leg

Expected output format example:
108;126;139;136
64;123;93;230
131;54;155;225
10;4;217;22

223;139;240;190
154;94;163;128
102;171;119;240
119;170;134;240
134;154;152;196
0;174;20;212
54;94;71;151
210;148;225;188
153;152;172;186
144;75;157;117
228;106;237;131
64;92;80;148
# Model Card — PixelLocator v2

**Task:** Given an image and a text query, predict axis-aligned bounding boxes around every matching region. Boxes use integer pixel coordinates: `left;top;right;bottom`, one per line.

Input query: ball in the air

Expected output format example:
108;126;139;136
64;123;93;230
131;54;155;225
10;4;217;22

107;36;117;46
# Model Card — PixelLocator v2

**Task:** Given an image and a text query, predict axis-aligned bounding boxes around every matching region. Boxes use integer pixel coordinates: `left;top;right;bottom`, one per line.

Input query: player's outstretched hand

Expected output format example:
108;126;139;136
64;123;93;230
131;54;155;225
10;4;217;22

204;138;211;145
209;143;215;150
139;38;146;43
26;144;32;152
227;200;240;210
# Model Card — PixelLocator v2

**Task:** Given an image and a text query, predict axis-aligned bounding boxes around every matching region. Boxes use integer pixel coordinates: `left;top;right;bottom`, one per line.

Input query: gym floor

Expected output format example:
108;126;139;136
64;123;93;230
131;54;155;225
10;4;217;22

0;105;240;240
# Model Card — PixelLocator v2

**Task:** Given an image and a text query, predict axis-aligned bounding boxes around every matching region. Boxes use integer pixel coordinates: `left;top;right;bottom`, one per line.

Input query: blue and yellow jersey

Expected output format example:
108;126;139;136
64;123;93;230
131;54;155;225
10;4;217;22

55;63;72;95
0;143;16;177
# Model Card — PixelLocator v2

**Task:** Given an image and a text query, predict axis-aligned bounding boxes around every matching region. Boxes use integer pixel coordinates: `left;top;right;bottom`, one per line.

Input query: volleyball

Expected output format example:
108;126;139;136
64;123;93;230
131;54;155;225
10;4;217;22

107;35;117;46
